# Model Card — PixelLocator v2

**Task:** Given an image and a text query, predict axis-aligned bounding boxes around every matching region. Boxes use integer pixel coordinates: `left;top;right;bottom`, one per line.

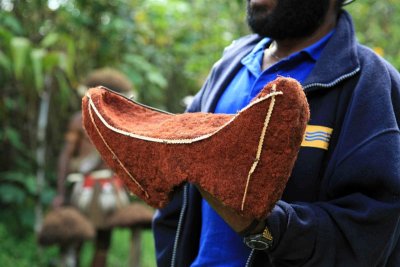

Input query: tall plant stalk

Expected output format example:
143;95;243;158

34;81;51;234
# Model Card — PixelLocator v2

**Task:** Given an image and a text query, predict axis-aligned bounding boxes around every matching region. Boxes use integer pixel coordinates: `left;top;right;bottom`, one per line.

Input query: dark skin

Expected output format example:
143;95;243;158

199;0;340;234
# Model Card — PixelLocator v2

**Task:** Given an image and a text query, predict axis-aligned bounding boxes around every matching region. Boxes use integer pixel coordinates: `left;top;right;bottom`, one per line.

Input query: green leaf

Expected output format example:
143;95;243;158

146;71;167;88
3;127;24;150
55;71;72;111
57;52;68;73
40;189;56;205
40;32;60;48
2;14;24;35
30;48;46;92
10;37;31;79
0;184;26;204
0;26;13;45
19;208;35;228
65;37;76;80
24;176;37;195
0;171;37;194
0;50;12;74
42;51;60;72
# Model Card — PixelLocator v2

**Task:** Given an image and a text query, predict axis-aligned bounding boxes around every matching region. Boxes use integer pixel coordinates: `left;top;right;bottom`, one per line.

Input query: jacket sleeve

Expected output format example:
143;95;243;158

186;79;207;113
265;64;400;266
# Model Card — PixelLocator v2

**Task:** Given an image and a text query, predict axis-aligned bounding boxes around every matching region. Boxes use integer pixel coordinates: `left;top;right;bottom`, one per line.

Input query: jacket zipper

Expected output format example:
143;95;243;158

303;67;360;91
243;67;360;267
171;184;189;267
245;249;256;267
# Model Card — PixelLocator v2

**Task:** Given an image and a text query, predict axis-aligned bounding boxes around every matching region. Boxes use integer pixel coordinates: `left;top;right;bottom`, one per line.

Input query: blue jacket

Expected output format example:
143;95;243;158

153;11;400;267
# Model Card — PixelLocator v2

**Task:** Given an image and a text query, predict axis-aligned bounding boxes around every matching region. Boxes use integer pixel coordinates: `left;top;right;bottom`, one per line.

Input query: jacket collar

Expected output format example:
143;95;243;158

202;11;360;112
201;35;261;112
303;10;361;91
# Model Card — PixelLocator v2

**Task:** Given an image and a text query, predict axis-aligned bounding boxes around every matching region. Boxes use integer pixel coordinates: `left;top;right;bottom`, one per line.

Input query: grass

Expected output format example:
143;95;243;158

0;223;157;267
81;229;157;267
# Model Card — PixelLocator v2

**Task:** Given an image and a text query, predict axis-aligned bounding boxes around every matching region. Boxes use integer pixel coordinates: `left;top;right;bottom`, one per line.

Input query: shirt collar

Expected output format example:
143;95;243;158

302;30;335;61
241;38;269;76
241;30;335;75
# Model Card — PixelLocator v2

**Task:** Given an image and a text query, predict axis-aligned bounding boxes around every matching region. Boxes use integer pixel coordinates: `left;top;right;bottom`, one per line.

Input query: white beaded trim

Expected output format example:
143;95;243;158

86;90;283;144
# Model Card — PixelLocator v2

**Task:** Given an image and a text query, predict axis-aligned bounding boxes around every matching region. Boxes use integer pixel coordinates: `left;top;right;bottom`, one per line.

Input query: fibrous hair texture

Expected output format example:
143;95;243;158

82;77;309;219
38;207;95;246
106;202;154;229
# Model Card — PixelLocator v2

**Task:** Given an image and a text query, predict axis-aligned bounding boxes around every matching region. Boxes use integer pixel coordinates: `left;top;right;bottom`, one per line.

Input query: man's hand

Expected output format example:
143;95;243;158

196;185;265;234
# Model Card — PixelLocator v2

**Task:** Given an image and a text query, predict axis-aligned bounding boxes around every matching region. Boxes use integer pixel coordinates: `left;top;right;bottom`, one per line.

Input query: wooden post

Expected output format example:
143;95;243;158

129;227;142;267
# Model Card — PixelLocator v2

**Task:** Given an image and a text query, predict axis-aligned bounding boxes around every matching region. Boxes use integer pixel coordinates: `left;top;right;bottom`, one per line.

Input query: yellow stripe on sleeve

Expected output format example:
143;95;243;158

301;125;333;150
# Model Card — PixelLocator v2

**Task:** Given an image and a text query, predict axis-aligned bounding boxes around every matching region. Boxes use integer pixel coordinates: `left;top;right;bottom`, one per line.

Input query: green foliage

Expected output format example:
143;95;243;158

0;0;245;264
346;0;400;68
0;223;156;267
80;229;156;267
1;4;79;232
0;223;59;267
0;1;246;236
130;0;246;111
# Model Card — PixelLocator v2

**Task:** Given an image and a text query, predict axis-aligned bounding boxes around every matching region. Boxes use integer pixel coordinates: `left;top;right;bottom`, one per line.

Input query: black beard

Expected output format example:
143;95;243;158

246;0;330;40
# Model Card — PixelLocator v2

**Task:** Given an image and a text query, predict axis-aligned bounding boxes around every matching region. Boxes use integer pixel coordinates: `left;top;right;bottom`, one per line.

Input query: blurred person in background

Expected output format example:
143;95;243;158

53;68;135;267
